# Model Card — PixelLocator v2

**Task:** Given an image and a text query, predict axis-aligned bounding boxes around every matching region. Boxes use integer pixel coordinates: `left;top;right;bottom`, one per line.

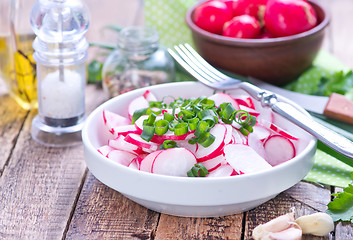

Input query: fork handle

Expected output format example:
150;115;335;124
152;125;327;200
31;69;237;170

268;97;353;160
229;82;353;160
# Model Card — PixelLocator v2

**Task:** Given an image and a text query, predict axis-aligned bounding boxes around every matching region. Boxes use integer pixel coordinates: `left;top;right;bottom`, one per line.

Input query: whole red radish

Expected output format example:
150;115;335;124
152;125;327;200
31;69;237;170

264;0;318;37
221;0;240;16
222;15;261;39
193;0;233;34
233;0;267;19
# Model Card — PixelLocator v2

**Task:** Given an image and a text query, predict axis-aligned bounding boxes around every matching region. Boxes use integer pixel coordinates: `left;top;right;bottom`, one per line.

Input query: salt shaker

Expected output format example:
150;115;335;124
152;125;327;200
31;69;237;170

30;0;89;147
102;26;175;98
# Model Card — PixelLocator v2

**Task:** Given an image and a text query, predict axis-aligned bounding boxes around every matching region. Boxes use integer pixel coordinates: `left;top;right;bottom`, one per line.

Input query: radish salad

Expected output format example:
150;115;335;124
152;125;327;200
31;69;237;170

97;90;299;177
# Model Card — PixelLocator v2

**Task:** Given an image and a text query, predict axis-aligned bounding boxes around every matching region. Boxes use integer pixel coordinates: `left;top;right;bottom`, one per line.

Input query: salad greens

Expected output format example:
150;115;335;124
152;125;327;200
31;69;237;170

132;96;256;148
285;66;353;101
327;177;353;223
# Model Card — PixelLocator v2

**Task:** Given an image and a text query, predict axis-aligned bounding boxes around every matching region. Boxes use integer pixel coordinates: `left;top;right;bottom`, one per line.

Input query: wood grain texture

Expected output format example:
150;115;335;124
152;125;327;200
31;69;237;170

155;214;243;240
0;111;87;239
0;84;107;239
244;182;332;240
0;94;27;171
65;172;159;240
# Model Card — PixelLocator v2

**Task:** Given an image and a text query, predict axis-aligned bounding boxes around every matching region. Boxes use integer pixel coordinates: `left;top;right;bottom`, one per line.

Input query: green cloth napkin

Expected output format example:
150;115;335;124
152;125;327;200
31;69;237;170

144;0;195;48
144;0;353;188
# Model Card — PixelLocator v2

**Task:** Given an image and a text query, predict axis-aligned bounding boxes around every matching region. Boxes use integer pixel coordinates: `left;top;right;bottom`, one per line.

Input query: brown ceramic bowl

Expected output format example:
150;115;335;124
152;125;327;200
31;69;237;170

185;0;329;85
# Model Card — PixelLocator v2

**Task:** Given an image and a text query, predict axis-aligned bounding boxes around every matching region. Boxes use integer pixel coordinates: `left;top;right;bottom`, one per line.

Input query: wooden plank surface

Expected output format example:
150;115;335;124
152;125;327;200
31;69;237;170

0;0;353;239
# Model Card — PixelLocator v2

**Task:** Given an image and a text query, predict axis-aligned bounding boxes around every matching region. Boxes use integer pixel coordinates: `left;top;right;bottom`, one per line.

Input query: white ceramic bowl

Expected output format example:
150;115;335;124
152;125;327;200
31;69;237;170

82;82;316;217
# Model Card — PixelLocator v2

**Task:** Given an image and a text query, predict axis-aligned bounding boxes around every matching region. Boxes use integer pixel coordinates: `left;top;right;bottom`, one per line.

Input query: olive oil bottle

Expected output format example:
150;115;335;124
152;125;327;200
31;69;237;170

0;0;37;110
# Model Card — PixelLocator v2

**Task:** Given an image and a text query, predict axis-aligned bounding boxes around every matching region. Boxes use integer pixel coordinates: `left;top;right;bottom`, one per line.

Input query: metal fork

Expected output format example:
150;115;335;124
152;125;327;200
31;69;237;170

168;43;353;160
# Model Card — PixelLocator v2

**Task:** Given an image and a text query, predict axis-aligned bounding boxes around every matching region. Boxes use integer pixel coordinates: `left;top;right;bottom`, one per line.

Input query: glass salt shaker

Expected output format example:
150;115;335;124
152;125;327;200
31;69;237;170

102;26;175;98
30;0;89;147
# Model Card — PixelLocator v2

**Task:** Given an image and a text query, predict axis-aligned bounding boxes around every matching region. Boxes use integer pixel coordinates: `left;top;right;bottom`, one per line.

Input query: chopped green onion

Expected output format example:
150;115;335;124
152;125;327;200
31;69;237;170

187;163;209;177
200;98;215;108
163;112;174;122
218;102;236;123
188;137;198;145
149;101;165;109
198;109;217;122
200;115;217;129
197;132;215;148
234;110;251;125
187;117;199;131
168;120;179;131
194;120;209;137
160;140;178;149
173;122;189;136
144;113;157;126
155;119;169;135
131;108;149;124
141;125;155;141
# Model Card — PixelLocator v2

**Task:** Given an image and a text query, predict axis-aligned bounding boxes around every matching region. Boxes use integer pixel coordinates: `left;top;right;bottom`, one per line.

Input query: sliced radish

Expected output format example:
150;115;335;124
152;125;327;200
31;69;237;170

143;90;157;102
256;109;274;127
239;104;260;117
177;139;198;153
224;124;233;145
139;150;163;172
97;145;114;157
151;148;197;177
107;149;137;166
128;158;139;170
150;130;194;144
103;110;131;135
232;127;247;144
124;133;159;152
234;96;255;109
202;155;227;172
247;133;267;159
128;95;149;119
108;135;145;155
264;135;296;166
252;125;271;142
224;144;272;174
262;120;298;140
195;124;227;161
111;124;141;138
208;92;239;110
207;164;235;177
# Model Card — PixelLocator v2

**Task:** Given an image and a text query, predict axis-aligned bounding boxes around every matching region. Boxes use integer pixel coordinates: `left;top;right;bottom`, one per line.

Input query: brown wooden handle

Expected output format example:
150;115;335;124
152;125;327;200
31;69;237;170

323;93;353;124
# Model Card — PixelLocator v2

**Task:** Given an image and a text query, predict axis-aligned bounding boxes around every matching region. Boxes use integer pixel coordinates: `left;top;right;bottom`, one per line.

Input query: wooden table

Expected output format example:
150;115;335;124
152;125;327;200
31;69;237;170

1;0;353;239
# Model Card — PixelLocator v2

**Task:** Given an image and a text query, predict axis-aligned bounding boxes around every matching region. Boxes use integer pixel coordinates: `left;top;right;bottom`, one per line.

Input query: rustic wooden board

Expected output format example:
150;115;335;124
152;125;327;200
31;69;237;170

0;94;27;171
244;181;332;240
66;173;159;240
0;85;107;239
155;213;243;240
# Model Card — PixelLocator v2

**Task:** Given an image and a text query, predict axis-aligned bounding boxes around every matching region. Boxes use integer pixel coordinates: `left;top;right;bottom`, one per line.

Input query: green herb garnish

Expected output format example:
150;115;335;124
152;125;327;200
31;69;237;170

327;182;353;223
187;163;209;177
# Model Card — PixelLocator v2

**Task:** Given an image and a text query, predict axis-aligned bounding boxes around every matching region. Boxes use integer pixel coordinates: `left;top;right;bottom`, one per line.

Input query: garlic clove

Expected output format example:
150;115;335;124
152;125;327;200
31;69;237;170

252;212;303;240
295;212;334;236
270;227;302;240
261;212;295;233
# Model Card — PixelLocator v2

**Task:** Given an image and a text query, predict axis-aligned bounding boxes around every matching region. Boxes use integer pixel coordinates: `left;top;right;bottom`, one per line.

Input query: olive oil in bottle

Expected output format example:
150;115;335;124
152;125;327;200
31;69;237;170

0;0;37;110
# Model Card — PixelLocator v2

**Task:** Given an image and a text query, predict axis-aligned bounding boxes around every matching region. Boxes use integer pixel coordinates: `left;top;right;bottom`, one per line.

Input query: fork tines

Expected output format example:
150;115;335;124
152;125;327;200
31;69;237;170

168;43;228;88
